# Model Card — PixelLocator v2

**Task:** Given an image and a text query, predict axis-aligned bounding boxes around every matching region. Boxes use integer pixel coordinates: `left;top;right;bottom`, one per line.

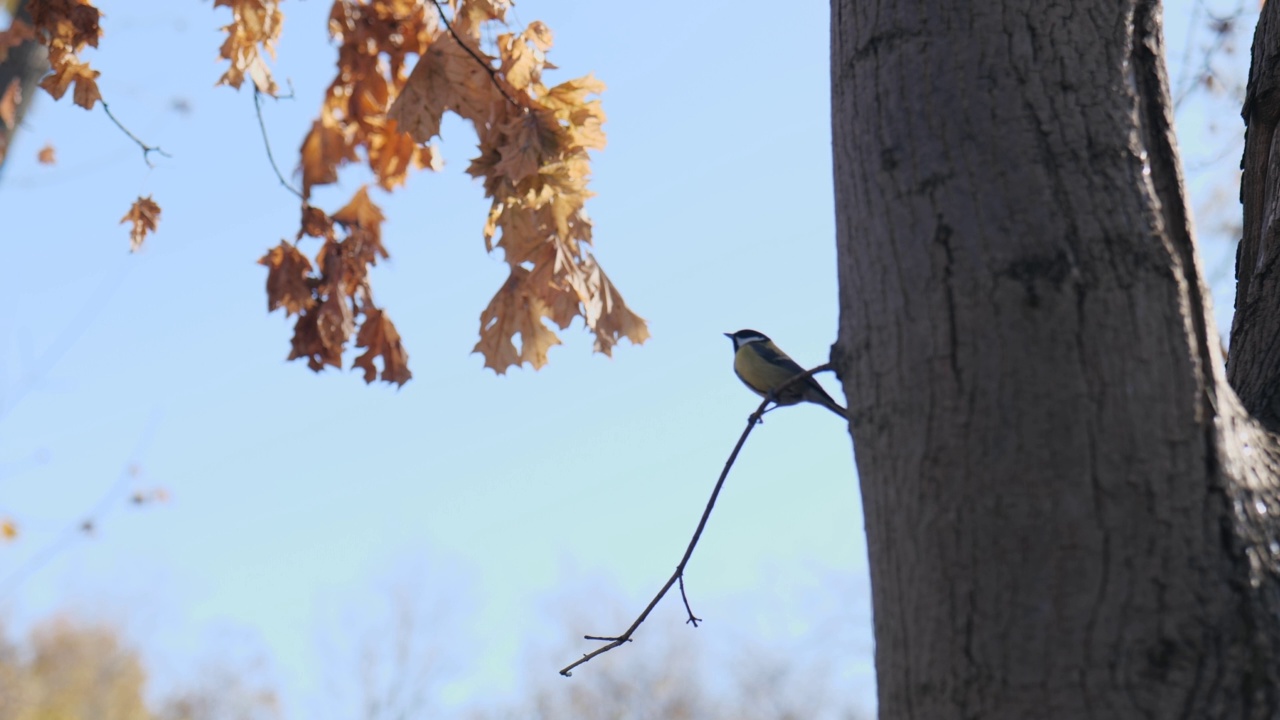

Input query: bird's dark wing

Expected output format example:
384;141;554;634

756;341;846;416
753;341;808;377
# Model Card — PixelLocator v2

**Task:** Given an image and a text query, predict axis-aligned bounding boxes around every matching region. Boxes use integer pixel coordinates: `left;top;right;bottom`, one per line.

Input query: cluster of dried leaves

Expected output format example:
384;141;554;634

1;0;162;248
237;0;648;383
6;0;647;385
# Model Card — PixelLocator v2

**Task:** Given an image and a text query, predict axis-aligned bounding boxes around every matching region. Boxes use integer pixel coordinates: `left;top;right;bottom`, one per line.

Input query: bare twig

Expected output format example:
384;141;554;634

253;87;304;200
100;101;170;167
678;574;700;626
427;0;519;107
558;363;837;677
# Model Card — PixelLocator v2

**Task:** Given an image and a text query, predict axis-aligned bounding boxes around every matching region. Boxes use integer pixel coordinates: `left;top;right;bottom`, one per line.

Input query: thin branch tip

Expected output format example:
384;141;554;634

557;359;835;675
253;89;305;200
100;101;169;166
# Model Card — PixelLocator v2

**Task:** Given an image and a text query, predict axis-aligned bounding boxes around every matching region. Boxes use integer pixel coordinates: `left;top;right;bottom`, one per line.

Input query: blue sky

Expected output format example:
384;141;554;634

0;0;1253;716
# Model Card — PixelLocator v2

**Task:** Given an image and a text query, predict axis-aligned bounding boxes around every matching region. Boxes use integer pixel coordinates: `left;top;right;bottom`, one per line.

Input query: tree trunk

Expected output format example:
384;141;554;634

831;0;1280;717
0;0;49;172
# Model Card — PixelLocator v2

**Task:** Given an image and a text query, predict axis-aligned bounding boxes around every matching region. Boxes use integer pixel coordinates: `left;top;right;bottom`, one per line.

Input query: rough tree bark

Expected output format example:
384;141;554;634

832;0;1280;717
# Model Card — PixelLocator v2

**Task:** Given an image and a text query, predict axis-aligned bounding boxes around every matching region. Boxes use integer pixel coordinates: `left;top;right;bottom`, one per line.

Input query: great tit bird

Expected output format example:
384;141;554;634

724;329;847;418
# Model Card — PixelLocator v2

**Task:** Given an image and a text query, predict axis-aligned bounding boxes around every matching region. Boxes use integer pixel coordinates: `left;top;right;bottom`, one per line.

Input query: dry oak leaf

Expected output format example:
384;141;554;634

39;54;100;109
575;257;650;355
120;195;161;252
29;0;101;51
259;241;316;315
366;120;423;191
288;309;338;371
299;204;336;241
331;185;389;265
496;22;552;92
214;0;282;95
474;267;562;373
494;109;563;186
354;306;411;386
315;292;356;365
453;0;510;38
299;114;356;198
37;143;56;164
387;32;495;143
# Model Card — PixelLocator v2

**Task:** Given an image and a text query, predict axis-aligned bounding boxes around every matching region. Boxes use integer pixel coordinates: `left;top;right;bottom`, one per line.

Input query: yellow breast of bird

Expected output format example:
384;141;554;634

733;344;802;396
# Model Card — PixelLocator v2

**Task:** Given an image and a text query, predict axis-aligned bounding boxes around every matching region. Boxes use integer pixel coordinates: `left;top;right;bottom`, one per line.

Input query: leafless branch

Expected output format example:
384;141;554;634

558;363;837;677
99;99;170;166
678;574;699;626
253;87;304;200
427;0;519;107
100;100;170;167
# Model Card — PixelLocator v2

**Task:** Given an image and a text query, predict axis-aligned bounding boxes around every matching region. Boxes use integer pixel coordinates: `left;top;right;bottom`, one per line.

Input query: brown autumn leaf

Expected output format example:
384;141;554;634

288;309;335;371
353;306;411;385
331;185;389;268
299;204;336;241
315;292;356;365
453;0;510;38
37;143;56;164
577;257;651;355
299;114;356;198
120;196;161;252
259;241;316;315
494;109;562;185
497;22;552;92
30;0;102;51
387;31;495;143
266;1;643;379
214;0;282;95
27;1;104;109
27;0;102;103
1;518;16;541
39;54;100;109
331;186;386;235
367;120;421;191
474;268;562;373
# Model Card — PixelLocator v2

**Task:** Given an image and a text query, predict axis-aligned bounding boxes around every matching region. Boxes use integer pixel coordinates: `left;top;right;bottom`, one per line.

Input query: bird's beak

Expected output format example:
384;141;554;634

723;332;733;339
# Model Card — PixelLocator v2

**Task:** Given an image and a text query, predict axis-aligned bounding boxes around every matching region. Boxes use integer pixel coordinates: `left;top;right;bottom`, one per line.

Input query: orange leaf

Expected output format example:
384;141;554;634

37;143;56;164
0;518;16;541
120;195;161;252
